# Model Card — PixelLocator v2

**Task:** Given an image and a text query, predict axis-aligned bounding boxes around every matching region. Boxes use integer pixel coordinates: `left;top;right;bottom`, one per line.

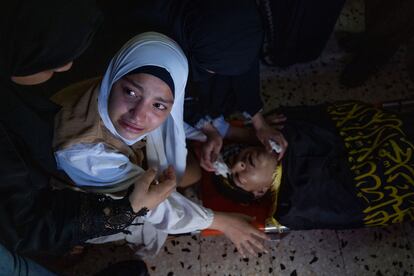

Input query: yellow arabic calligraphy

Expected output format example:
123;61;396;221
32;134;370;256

328;102;414;227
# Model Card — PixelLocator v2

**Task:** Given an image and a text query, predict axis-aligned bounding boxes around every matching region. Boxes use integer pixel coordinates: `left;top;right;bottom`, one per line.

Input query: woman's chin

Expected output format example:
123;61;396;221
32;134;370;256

116;127;143;141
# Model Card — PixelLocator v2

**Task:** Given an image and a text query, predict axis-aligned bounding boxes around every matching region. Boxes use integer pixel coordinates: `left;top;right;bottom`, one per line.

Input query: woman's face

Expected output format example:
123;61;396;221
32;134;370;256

108;73;174;140
230;146;278;198
11;62;73;85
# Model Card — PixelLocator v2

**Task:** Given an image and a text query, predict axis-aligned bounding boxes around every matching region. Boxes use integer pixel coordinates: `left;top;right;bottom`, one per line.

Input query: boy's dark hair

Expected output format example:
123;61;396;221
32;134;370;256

213;174;257;204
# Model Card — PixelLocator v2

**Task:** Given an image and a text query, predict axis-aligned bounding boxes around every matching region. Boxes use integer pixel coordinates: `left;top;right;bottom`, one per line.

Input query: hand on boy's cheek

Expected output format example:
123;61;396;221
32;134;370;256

265;113;287;127
255;127;288;161
200;126;223;172
201;142;220;171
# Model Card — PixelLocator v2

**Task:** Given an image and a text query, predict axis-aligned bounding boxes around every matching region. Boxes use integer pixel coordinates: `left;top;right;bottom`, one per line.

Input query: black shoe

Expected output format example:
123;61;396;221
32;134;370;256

340;47;397;88
340;56;378;88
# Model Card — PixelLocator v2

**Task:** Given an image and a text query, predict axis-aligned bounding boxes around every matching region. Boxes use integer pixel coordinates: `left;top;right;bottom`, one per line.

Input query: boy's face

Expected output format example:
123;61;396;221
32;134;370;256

108;73;174;140
230;146;278;198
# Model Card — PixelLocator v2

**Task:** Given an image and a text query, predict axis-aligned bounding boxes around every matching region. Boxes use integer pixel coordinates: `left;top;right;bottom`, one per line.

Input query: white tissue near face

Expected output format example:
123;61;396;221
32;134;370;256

213;155;231;178
269;140;282;153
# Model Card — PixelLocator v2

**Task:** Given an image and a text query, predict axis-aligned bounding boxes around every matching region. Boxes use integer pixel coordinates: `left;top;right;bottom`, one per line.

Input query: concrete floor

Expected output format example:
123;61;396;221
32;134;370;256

58;0;414;275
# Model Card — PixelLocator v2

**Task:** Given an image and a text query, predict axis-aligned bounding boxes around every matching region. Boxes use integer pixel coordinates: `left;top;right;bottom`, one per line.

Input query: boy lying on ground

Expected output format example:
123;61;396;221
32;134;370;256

199;101;414;230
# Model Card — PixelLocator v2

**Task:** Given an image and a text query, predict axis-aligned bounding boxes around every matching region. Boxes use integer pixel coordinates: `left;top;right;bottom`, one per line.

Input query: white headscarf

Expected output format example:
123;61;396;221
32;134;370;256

98;32;189;177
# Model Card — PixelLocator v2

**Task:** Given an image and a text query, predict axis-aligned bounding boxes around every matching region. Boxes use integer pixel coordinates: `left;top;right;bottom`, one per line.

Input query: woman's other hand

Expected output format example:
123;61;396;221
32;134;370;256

210;212;269;257
265;113;287;129
129;166;176;212
251;112;288;161
200;123;223;172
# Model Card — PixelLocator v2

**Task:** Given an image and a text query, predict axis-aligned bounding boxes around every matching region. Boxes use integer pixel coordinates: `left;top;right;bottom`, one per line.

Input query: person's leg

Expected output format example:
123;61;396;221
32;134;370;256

0;243;56;276
340;0;414;87
406;38;414;83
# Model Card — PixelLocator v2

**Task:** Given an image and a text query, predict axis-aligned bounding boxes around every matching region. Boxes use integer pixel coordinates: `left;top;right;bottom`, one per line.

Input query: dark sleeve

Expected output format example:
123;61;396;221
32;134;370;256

232;58;263;117
184;58;263;124
0;123;143;255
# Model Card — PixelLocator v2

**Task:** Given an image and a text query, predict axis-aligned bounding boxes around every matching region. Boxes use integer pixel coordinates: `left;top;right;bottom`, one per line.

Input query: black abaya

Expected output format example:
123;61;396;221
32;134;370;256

0;0;138;255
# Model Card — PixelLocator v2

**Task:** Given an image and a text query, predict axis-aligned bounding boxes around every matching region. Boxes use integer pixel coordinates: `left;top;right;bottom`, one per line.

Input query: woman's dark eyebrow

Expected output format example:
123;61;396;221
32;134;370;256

124;76;173;104
124;76;144;91
154;96;174;105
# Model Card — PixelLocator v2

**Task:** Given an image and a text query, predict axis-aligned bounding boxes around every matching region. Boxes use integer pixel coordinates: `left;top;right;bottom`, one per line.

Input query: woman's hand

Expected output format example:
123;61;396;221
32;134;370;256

200;123;223;172
210;212;269;257
265;113;287;129
251;112;288;161
129;166;176;213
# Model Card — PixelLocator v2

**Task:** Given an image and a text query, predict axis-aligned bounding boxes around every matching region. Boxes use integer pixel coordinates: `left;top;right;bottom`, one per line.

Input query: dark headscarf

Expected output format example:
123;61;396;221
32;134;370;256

175;0;263;81
127;65;175;96
0;0;102;175
0;0;102;78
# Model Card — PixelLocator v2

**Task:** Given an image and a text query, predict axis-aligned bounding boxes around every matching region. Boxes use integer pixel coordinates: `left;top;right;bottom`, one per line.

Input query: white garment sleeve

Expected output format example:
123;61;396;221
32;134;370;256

184;121;207;141
145;191;214;234
194;115;230;137
86;191;214;257
55;143;144;187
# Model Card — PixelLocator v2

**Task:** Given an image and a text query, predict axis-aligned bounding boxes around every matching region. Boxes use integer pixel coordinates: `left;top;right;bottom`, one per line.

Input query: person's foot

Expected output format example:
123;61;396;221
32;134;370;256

340;46;397;88
339;56;379;88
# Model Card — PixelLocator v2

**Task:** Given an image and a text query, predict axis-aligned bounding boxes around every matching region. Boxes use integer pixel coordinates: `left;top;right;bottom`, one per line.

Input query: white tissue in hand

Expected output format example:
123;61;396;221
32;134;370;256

213;156;231;178
269;140;282;153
